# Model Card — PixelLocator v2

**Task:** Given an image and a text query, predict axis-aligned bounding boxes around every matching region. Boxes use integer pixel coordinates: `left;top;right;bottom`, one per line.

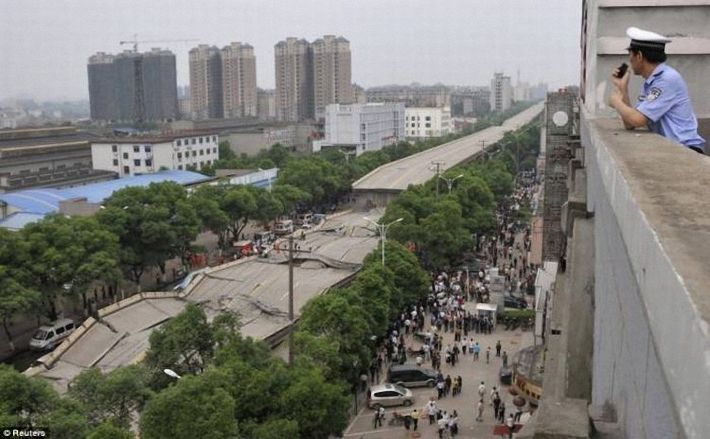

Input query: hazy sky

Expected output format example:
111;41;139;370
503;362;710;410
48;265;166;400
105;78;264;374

1;0;581;101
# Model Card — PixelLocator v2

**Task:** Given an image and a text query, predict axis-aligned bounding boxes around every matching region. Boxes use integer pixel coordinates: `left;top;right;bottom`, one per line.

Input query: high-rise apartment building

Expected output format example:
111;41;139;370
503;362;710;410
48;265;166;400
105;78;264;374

87;49;178;122
221;42;257;118
87;53;118;120
142;49;179;121
490;72;513;112
274;37;313;122
189;45;223;120
311;35;353;117
274;35;353;122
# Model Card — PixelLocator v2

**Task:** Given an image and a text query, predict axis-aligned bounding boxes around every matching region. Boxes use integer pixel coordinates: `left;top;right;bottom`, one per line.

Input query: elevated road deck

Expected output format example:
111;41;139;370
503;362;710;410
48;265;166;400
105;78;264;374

352;103;543;207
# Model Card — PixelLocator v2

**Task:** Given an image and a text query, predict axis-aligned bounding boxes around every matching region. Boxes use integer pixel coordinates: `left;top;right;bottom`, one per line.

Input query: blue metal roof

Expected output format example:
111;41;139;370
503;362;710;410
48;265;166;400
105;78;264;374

0;171;212;228
0;212;46;230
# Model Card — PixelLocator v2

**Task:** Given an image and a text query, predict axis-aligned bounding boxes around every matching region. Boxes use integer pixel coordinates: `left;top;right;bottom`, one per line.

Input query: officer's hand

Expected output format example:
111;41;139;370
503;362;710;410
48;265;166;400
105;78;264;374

611;68;630;92
608;87;622;109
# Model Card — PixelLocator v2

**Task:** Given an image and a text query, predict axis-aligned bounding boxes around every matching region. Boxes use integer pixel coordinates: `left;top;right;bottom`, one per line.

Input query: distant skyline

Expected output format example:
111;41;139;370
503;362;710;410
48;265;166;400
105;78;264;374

1;0;581;101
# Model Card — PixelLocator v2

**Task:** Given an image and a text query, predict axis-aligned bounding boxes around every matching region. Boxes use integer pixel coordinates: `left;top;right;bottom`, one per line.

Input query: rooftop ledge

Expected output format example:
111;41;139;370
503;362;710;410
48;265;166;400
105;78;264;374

582;112;710;437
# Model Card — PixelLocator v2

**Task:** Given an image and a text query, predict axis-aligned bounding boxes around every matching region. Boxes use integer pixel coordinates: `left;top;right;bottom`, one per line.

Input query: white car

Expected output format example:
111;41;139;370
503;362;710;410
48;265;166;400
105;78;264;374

368;383;414;409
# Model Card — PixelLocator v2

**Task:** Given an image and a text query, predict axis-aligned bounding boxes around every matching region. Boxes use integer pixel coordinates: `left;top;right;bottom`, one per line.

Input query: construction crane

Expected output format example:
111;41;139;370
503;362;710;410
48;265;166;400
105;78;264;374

119;34;198;53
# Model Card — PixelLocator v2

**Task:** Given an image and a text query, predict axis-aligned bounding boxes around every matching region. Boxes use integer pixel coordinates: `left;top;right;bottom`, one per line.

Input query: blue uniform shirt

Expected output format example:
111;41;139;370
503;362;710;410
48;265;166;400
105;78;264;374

635;63;706;152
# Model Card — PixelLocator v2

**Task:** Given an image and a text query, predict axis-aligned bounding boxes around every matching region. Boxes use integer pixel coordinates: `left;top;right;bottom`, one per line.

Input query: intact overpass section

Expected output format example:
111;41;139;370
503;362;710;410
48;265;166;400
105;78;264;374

352;102;544;207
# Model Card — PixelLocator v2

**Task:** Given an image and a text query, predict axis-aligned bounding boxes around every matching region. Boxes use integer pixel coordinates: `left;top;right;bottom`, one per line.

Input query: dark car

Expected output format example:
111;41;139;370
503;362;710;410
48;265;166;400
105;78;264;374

504;295;528;309
387;365;438;388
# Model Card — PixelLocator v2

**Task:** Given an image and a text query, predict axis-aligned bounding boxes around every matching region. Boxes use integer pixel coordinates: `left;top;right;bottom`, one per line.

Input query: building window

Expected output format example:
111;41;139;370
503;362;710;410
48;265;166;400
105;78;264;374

145;159;152;167
177;140;181;146
192;151;197;157
178;165;183;170
111;145;118;152
113;159;118;166
410;123;415;127
123;166;130;174
177;152;182;159
199;137;203;144
191;138;196;145
133;145;140;153
123;153;128;159
134;159;141;166
212;136;217;142
199;149;204;156
144;145;152;153
425;123;431;128
213;147;217;153
425;116;431;121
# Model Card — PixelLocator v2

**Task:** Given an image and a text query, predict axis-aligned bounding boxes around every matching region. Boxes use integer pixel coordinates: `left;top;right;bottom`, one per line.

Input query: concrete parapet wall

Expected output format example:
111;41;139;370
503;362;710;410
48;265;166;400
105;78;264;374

582;111;710;439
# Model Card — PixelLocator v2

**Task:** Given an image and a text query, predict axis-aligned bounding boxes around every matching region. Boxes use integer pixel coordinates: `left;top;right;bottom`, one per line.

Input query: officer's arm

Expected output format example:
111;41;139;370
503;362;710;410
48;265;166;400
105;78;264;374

609;95;649;129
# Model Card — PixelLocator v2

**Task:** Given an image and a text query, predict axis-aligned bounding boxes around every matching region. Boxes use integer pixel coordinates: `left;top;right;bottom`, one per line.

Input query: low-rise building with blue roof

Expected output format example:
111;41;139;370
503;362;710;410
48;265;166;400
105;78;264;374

0;170;215;230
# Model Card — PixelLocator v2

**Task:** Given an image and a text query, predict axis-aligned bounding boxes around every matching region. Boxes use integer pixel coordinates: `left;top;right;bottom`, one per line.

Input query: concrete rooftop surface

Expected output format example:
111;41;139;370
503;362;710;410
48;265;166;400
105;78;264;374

352;102;544;191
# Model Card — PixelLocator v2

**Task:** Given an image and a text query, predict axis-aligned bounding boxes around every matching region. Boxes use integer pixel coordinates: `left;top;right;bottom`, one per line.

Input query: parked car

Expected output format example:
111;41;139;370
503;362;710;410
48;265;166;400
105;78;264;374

368;383;414;409
29;319;76;351
387;364;438;388
504;295;528;309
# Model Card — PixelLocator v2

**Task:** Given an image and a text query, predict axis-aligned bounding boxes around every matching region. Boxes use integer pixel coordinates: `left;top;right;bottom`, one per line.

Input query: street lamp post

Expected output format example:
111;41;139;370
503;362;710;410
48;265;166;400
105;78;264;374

439;174;464;195
363;217;403;266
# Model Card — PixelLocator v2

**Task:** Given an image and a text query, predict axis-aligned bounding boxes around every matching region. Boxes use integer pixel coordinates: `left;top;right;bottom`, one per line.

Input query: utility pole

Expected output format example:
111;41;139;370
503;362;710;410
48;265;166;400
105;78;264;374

288;235;294;366
479;140;486;160
431;160;445;197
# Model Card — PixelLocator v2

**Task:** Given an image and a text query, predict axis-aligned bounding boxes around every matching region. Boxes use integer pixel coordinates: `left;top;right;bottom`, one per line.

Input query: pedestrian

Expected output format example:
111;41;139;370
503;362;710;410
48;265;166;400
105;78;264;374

451;410;459;436
514;406;523;422
507;414;516;439
445;375;452;396
462;337;467;355
502;351;509;368
478;381;486;402
473;342;480;360
437;414;447;438
486;346;491;364
427;399;437;425
496;340;502;357
403;413;411;432
476;398;484;422
437;379;445;399
493;392;502;419
498;401;507;423
375;406;385;428
411;409;419;431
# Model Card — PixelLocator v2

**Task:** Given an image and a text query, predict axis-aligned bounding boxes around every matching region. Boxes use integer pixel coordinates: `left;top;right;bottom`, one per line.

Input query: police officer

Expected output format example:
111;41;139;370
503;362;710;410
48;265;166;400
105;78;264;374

608;27;706;154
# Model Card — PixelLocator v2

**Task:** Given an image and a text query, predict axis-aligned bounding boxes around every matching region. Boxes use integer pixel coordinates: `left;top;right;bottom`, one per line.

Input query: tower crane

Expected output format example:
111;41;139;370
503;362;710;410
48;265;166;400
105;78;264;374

119;34;198;53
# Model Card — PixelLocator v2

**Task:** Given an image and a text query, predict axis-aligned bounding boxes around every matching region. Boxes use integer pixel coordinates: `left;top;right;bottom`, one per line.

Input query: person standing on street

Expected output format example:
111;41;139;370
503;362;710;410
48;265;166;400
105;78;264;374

427;399;438;425
486;346;491;364
411;409;419;431
496;340;502;357
476;398;485;422
478;381;486;403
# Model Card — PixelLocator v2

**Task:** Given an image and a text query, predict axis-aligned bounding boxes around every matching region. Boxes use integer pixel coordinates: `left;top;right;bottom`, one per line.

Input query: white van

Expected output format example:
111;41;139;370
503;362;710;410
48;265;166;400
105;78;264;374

29;318;76;351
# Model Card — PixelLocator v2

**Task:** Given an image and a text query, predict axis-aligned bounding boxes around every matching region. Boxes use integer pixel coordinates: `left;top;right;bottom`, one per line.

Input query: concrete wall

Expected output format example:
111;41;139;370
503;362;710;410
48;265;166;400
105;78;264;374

582;113;710;439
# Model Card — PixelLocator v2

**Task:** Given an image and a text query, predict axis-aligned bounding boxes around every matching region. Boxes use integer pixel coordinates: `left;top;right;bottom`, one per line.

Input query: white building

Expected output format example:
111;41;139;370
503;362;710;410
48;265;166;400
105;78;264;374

91;133;219;177
490;72;513;112
404;107;451;138
314;103;405;156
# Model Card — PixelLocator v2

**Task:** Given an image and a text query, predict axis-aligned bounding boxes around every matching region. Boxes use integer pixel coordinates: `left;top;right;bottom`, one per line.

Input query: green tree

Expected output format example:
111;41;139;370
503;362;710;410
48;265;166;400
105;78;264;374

0;229;40;351
220;185;258;241
98;182;200;286
218;140;236;161
189;185;230;249
271;184;310;215
87;422;135;439
38;398;90;439
0;364;58;428
68;365;152;428
364;240;429;308
22;215;120;320
278;365;350;439
145;304;214;379
418;199;472;269
252;419;299;439
139;371;237;439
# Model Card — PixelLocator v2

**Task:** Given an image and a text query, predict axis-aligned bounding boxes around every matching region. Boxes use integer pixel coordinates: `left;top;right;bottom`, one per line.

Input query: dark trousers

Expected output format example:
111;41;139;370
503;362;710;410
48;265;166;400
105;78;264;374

689;145;705;155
